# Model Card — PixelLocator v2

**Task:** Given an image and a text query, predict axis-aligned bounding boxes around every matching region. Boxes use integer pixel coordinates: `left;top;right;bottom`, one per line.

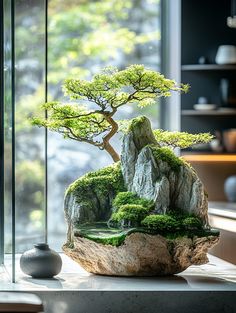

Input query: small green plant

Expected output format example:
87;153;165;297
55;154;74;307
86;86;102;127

141;214;179;232
112;191;154;211
182;217;203;230
111;204;150;226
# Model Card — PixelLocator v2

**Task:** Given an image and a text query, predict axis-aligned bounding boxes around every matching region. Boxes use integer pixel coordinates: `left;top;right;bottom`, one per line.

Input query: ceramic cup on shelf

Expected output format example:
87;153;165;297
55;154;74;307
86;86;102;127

224;175;236;202
20;243;62;278
223;129;236;152
215;45;236;64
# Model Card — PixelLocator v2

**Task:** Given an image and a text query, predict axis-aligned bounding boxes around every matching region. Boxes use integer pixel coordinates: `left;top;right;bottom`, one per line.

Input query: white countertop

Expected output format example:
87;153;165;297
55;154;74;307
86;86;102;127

1;254;235;291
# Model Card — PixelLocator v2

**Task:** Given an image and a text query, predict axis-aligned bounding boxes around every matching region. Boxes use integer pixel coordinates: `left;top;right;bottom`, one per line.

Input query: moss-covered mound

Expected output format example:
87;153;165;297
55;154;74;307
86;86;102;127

109;191;154;227
149;145;185;172
64;162;126;227
111;204;150;227
141;215;179;232
112;191;154;210
67;162;125;195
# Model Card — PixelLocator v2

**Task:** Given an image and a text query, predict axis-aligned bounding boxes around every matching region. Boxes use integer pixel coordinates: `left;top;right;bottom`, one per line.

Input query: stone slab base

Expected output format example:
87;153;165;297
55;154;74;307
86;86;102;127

63;232;219;276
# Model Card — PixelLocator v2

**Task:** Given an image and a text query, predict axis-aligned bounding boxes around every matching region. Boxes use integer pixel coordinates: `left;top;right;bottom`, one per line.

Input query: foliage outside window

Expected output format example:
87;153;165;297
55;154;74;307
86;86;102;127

7;0;161;252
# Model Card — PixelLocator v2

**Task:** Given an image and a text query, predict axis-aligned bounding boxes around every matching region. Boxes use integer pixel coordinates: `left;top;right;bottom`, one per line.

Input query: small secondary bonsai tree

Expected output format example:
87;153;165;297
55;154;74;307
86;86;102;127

32;64;213;162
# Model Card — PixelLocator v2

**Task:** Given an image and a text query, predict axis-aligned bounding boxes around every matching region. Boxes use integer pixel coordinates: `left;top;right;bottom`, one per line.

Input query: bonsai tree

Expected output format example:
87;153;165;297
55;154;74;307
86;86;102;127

32;64;220;276
32;64;212;162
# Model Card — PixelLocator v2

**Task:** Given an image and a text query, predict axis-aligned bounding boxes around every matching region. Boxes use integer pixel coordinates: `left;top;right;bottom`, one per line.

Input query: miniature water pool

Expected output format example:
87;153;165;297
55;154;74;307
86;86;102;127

73;222;220;247
74;222;141;246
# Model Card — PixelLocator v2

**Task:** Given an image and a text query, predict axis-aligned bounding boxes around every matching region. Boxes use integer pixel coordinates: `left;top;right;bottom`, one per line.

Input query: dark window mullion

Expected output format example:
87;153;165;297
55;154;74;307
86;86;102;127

11;0;15;283
0;0;5;265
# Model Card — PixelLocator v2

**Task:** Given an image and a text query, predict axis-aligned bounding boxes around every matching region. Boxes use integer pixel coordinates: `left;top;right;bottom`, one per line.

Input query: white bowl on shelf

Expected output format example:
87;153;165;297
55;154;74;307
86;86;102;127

193;104;217;111
215;45;236;64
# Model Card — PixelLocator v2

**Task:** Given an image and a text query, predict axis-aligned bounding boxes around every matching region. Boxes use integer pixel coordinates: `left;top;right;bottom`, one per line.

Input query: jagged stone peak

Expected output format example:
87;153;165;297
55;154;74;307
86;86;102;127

121;116;209;226
126;116;158;152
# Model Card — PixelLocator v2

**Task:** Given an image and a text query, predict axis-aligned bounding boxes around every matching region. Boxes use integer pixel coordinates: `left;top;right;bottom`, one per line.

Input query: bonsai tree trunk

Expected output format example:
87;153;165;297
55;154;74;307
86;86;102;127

104;142;120;162
103;113;120;162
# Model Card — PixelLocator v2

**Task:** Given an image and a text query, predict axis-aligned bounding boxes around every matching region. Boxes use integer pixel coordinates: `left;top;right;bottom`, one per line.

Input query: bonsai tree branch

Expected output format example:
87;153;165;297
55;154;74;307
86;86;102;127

153;129;214;149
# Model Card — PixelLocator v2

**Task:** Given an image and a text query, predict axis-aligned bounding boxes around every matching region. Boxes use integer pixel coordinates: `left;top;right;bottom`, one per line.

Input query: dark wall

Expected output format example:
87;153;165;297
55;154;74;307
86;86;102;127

181;0;235;64
181;0;236;134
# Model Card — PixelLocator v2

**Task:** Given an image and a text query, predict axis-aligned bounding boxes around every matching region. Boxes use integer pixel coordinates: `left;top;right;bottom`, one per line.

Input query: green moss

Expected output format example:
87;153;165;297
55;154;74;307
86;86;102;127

75;223;140;246
149;146;184;172
182;217;203;230
111;204;149;225
65;162;126;225
67;162;125;195
168;210;204;230
128;116;147;132
110;192;154;227
168;209;193;220
141;214;179;232
91;234;126;246
113;191;154;211
74;222;219;247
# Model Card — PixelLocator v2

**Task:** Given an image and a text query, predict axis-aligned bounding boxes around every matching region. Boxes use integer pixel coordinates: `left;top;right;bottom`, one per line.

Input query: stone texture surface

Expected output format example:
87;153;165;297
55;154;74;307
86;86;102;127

121;117;209;225
63;232;219;276
64;186;116;242
63;116;217;276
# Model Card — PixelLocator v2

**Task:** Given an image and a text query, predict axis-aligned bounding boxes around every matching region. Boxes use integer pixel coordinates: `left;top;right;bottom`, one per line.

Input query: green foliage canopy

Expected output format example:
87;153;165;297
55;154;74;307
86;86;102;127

32;65;188;162
32;102;111;146
63;64;188;109
153;129;214;149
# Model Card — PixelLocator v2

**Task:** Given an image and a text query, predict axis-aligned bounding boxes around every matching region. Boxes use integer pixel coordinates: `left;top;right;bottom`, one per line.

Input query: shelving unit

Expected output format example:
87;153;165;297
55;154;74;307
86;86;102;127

181;109;236;116
180;0;236;202
181;0;236;133
182;64;236;71
182;154;236;162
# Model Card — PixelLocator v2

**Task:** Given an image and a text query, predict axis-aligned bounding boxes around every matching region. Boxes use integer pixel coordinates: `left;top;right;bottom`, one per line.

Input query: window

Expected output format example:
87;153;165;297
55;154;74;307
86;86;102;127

0;0;161;279
47;0;161;249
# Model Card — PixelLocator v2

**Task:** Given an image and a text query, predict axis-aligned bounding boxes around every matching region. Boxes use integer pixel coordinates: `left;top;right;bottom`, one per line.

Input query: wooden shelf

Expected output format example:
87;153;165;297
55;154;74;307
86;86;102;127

181;109;236;116
182;151;236;155
181;64;236;71
182;154;236;162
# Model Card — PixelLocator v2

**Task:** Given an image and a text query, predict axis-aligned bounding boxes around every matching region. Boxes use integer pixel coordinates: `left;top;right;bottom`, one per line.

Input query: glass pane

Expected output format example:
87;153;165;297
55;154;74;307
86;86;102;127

47;0;161;249
15;0;46;253
3;0;13;278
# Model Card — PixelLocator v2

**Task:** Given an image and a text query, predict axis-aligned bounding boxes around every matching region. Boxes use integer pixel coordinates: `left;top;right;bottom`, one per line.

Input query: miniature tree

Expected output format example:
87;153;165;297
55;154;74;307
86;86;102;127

153;129;213;149
32;64;212;162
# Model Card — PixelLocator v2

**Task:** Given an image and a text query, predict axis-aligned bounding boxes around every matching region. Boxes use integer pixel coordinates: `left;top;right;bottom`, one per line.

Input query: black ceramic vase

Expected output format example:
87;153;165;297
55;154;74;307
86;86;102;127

20;243;62;278
220;79;236;108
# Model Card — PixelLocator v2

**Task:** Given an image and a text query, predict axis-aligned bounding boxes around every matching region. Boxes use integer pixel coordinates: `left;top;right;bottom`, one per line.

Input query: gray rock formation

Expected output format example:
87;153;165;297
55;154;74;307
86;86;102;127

64;163;125;241
63;116;218;276
63;232;219;276
64;186;115;242
121;116;209;225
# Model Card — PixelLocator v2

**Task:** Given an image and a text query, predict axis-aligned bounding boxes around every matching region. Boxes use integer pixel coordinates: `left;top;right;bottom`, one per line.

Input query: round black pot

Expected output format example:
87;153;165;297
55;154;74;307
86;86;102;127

20;243;62;278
